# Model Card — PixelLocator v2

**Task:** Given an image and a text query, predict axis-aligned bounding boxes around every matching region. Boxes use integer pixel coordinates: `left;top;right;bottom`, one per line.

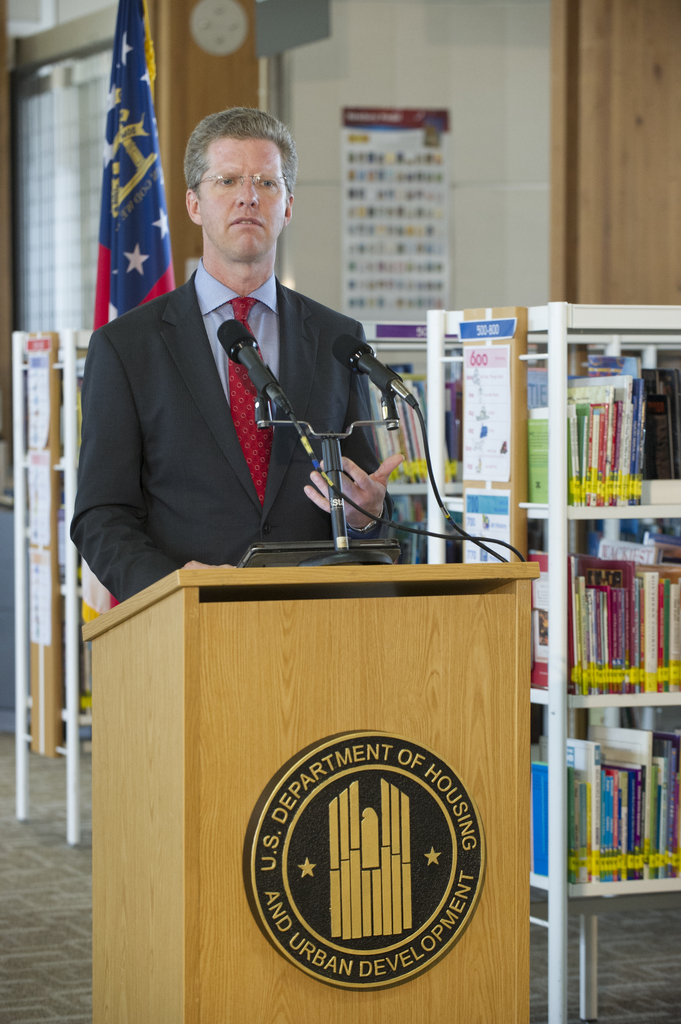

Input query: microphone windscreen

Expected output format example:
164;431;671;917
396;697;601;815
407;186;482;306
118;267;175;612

217;319;253;361
332;334;373;369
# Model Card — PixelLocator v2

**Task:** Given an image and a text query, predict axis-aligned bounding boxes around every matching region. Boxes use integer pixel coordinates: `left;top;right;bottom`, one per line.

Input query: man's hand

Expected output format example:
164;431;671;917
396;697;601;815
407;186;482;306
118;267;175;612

304;453;404;530
182;560;234;569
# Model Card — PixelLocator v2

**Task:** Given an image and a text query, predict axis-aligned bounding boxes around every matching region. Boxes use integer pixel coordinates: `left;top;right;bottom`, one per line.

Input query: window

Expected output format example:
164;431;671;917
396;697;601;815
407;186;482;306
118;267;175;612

15;48;112;331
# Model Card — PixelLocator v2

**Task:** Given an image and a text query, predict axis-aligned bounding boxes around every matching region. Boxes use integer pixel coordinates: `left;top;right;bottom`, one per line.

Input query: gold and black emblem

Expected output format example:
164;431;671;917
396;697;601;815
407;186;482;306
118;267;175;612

243;731;485;989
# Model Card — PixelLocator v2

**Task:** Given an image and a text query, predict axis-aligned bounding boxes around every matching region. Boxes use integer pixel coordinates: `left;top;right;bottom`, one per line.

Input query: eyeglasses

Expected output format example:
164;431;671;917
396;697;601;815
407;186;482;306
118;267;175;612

198;173;290;196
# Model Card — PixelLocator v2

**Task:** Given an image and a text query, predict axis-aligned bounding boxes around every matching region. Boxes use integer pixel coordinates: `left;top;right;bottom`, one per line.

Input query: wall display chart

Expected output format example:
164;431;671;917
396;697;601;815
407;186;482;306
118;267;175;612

341;108;449;319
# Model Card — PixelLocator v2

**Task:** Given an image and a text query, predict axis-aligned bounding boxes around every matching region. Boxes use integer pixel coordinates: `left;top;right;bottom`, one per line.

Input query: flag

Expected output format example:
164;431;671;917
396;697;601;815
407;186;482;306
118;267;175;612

94;0;174;326
86;0;175;618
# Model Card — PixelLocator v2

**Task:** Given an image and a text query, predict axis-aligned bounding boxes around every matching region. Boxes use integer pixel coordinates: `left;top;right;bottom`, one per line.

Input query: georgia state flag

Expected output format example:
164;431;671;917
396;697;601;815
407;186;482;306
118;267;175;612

94;0;174;328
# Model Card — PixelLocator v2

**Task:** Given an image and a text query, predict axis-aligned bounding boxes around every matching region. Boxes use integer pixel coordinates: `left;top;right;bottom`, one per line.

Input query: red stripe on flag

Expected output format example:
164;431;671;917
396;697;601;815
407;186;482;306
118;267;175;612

94;245;111;329
142;263;176;305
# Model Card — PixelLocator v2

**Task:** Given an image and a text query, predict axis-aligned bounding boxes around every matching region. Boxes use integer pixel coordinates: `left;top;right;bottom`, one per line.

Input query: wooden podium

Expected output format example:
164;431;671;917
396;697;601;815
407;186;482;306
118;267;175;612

84;562;538;1024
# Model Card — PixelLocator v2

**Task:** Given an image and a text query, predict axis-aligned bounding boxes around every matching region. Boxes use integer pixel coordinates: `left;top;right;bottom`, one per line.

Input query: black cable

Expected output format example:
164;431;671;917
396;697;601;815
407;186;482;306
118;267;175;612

412;401;525;562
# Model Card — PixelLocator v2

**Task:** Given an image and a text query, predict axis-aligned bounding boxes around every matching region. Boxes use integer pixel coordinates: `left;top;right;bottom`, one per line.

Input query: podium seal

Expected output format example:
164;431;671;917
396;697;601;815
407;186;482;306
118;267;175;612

243;731;485;989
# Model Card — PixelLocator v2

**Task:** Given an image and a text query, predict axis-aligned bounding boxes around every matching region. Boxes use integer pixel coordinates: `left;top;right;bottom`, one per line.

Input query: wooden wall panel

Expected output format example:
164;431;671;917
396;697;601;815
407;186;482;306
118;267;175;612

552;0;681;303
149;0;259;287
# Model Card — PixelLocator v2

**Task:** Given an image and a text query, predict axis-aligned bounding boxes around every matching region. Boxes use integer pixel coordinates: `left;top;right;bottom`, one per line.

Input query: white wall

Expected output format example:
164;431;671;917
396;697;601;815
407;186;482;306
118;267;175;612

284;0;551;314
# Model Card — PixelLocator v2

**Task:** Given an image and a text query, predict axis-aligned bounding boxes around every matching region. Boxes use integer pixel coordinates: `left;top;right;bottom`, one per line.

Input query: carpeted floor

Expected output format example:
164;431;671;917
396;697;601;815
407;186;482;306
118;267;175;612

0;731;679;1023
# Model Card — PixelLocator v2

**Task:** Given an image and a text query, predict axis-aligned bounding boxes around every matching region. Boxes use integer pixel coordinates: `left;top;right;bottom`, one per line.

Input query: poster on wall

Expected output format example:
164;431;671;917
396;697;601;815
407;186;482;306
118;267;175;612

341;108;449;320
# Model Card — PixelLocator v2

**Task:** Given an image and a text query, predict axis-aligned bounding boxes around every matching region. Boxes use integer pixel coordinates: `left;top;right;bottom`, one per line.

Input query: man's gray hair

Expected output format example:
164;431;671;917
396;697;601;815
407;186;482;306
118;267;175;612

184;107;297;195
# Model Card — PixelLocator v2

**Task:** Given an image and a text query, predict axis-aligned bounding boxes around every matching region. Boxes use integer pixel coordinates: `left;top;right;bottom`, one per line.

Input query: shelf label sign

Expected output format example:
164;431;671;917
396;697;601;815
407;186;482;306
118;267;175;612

459;318;516;341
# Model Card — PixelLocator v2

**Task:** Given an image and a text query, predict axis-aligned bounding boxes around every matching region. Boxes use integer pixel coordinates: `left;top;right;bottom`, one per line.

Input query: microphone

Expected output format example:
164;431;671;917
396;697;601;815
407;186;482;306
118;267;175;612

332;334;418;408
217;319;293;415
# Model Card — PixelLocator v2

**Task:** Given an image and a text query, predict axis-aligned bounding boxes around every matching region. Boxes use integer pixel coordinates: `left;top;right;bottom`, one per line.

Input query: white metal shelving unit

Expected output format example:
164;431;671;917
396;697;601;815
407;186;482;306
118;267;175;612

427;303;681;1024
13;329;89;846
362;318;464;520
533;302;681;1024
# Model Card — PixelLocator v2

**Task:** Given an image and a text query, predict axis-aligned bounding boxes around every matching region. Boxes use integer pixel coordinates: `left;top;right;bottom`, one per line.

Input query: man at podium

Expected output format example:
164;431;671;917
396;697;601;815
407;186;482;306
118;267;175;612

72;107;402;601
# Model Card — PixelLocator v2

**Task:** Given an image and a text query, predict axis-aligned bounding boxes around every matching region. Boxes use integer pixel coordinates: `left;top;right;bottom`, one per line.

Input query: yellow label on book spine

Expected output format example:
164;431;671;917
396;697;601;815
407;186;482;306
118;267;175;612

590;852;600;879
644;671;658;693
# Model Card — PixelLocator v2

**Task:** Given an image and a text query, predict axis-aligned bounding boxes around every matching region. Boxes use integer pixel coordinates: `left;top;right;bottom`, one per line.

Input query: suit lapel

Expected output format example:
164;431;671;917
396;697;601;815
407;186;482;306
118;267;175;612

262;283;317;519
160;279;262;511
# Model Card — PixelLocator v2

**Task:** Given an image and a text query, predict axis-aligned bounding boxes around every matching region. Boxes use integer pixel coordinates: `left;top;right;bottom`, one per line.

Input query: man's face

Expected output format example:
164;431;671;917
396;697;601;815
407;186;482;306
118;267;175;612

186;137;293;271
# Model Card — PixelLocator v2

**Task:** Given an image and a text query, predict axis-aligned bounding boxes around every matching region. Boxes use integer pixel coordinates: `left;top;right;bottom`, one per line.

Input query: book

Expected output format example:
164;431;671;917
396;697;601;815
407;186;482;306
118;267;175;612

653;732;680;877
588;354;641;378
650;368;681;478
527;367;548;409
531;762;548;876
589;726;652;879
568;556;636;695
567;375;642;506
597;538;658;564
529;551;548;688
527;408;548;503
567;738;601;881
644;393;673;479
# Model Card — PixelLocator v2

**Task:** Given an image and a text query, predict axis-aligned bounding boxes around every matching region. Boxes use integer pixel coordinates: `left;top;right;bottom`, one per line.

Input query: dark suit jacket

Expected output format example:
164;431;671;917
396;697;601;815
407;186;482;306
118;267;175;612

71;277;385;601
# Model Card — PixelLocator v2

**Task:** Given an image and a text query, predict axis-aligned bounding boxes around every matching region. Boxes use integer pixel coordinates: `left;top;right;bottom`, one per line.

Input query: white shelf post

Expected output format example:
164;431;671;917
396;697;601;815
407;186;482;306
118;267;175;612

579;913;598;1021
62;330;80;845
426;308;447;564
547;302;569;1024
13;331;29;822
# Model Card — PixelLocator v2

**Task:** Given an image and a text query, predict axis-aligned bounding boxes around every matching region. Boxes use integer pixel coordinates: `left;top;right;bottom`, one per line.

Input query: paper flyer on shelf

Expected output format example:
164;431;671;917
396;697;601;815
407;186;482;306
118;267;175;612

462;345;511;482
464;489;511;564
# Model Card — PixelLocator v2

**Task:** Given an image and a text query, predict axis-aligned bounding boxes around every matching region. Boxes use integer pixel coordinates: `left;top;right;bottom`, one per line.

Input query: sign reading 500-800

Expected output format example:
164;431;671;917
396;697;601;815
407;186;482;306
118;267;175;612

243;732;485;990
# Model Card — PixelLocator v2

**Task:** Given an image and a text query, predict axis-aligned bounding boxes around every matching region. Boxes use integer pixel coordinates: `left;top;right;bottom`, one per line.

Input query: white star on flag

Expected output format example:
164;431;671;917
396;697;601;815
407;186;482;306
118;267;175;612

106;85;117;112
141;68;151;87
103;139;115;167
123;244;150;275
121;31;133;65
152;209;169;238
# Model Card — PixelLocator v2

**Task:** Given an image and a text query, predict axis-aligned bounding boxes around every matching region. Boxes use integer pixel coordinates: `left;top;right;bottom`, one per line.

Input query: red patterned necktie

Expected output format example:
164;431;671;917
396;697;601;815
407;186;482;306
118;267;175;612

228;295;273;504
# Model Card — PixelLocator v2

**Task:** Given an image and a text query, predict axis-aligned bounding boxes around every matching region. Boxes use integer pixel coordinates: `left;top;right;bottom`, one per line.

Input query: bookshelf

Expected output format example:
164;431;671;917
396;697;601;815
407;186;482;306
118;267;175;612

362;319;464;543
427;302;681;1024
13;329;88;846
534;302;681;1023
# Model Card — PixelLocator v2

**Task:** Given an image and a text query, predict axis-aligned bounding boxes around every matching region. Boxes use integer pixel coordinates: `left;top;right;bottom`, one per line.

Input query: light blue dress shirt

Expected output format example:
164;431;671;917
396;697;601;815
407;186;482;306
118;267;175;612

194;259;279;404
